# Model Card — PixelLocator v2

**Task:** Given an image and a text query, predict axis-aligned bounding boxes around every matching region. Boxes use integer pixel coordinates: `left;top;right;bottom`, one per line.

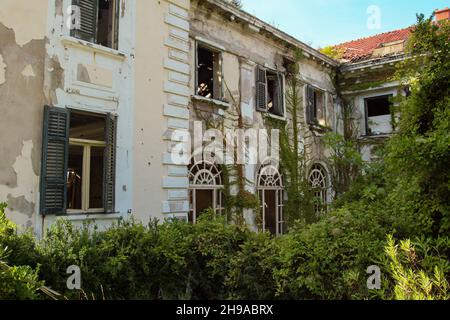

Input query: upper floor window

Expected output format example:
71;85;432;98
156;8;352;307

306;85;326;127
71;0;120;50
256;66;285;117
196;44;223;100
364;94;393;135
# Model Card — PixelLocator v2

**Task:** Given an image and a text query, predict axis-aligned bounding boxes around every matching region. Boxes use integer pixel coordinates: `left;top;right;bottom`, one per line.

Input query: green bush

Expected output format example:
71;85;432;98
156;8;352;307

384;235;449;300
0;204;43;300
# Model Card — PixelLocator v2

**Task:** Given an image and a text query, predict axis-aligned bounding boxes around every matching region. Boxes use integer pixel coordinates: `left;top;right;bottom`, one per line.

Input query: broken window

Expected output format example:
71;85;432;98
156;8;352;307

40;106;117;215
364;94;393;135
196;44;222;100
255;66;284;117
71;0;120;50
306;85;326;126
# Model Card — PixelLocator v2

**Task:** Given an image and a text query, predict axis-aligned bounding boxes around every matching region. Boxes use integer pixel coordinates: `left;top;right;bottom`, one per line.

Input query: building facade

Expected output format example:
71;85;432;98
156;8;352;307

1;1;447;237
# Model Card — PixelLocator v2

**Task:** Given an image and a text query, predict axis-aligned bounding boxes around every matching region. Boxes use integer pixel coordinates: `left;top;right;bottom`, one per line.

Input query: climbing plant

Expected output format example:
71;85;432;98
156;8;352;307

263;50;317;226
191;61;259;227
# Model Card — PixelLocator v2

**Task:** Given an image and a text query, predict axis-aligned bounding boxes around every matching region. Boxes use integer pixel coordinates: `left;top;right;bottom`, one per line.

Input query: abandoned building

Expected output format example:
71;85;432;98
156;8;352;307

0;1;448;237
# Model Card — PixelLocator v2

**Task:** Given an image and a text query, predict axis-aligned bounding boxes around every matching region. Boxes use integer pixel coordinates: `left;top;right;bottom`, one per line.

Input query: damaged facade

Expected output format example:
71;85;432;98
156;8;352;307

0;1;447;237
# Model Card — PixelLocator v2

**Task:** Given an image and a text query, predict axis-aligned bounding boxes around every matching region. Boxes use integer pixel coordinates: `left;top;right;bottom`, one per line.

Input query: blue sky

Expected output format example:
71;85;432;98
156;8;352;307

241;0;448;48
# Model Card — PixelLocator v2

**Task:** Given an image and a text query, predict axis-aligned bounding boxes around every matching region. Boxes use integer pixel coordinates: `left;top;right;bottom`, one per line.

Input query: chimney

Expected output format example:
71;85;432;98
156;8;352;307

435;7;450;22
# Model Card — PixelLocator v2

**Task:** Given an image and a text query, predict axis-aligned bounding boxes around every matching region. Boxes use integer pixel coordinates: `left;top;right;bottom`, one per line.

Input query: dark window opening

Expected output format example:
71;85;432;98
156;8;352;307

307;85;326;126
72;0;119;50
70;112;106;141
67;145;84;210
267;71;284;117
366;95;392;117
67;112;107;212
365;94;394;135
89;146;104;209
97;0;118;48
196;45;222;100
264;190;277;235
256;66;284;117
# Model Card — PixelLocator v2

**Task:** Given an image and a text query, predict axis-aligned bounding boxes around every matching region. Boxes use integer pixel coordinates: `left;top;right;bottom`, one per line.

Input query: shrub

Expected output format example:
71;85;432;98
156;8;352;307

384;235;449;300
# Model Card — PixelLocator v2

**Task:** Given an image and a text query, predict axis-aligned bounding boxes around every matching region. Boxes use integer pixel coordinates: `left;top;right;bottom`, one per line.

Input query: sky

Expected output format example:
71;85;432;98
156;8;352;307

240;0;449;48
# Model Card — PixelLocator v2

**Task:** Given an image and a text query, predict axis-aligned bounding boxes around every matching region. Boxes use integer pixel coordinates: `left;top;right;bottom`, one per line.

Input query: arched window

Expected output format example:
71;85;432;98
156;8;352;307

188;160;224;223
309;164;328;214
257;164;285;235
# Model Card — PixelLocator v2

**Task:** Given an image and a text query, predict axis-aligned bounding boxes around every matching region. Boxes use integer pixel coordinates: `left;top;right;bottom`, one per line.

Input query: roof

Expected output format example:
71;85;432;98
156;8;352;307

335;27;413;63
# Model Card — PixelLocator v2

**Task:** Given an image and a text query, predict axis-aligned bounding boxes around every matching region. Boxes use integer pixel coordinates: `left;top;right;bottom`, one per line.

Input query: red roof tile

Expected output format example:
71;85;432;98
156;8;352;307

335;27;413;62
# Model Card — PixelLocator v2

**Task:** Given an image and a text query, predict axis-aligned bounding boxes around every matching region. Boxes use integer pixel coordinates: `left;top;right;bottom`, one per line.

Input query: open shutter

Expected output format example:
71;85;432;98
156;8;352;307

40;106;70;215
71;0;98;43
255;66;267;111
306;85;315;125
103;114;117;213
274;72;285;116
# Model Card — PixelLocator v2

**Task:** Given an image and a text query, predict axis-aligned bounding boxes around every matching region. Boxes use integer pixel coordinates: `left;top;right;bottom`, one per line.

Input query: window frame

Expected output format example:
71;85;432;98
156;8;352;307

67;137;107;214
308;163;329;215
40;106;117;216
306;84;327;127
188;160;224;224
255;65;286;117
195;41;224;101
364;94;394;136
70;0;120;50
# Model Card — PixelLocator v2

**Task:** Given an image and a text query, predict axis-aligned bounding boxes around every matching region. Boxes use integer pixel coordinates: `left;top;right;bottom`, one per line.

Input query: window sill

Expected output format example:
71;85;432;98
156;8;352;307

267;112;286;121
308;123;332;134
64;212;122;222
192;95;231;109
358;133;392;140
60;36;127;61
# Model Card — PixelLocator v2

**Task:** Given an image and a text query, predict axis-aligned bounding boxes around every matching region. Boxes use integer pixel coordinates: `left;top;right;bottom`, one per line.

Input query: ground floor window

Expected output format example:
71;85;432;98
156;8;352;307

40;106;116;215
309;164;328;214
257;164;285;235
188;161;224;223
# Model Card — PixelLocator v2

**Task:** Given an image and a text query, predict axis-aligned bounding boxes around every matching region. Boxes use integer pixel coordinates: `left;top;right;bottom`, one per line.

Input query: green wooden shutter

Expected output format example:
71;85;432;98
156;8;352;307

40;106;70;215
256;66;267;111
103;114;117;213
71;0;99;43
306;85;315;125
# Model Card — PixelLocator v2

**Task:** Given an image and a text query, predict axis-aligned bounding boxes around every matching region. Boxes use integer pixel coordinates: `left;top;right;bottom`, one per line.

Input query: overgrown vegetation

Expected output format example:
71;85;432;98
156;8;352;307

0;15;448;300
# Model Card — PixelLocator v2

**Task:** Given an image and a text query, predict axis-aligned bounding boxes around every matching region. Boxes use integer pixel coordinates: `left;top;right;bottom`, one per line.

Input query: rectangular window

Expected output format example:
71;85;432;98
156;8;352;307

196;44;222;100
364;94;393;135
67;112;106;213
71;0;120;50
306;85;326;126
256;66;285;117
40;106;117;215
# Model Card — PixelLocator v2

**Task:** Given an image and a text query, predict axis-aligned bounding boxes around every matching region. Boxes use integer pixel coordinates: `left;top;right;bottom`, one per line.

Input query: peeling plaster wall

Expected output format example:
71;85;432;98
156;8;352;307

41;0;136;234
187;1;338;223
0;0;48;47
0;0;135;235
190;0;337;177
0;0;49;231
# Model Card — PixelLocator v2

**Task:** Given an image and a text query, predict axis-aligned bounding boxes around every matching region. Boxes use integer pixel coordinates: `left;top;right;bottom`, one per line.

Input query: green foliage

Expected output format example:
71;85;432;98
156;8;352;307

0;15;448;302
320;46;345;60
384;235;449;300
264;50;318;225
0;261;43;300
0;203;43;300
